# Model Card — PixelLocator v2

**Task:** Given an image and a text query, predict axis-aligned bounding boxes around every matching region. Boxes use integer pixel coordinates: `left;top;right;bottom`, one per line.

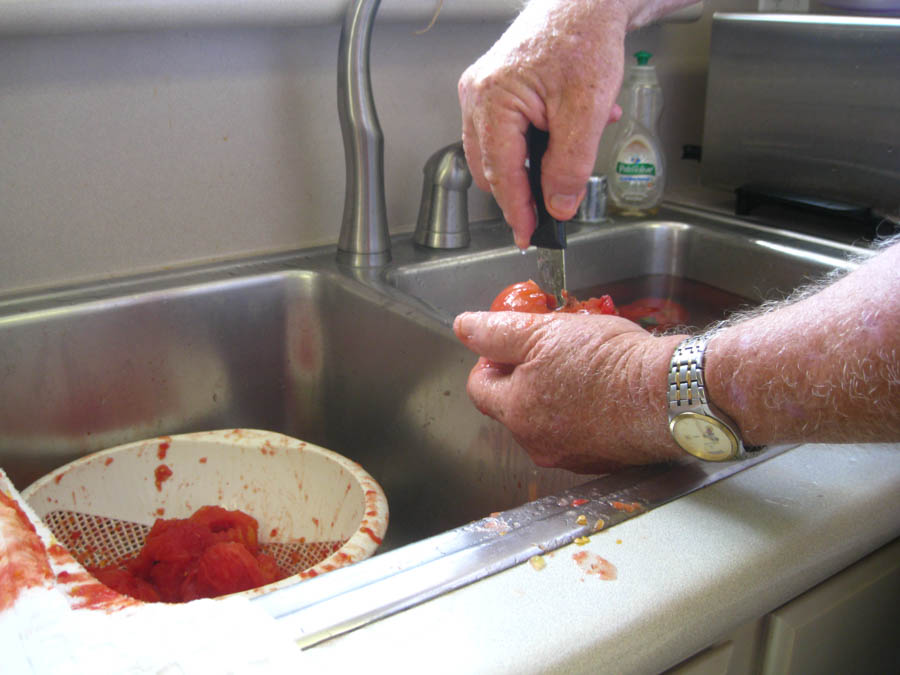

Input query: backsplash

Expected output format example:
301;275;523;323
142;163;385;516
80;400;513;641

0;3;732;293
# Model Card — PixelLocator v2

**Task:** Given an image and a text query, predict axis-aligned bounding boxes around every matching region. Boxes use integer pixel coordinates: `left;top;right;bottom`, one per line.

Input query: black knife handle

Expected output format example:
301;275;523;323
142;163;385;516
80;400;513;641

527;126;567;250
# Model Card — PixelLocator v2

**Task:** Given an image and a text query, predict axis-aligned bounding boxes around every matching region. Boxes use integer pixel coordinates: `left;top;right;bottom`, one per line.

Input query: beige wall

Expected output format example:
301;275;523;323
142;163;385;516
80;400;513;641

0;2;755;294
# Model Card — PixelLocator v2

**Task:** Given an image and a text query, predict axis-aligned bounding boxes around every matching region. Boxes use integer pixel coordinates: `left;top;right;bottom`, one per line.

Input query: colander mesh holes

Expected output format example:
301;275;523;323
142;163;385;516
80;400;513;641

264;541;345;574
44;510;150;568
43;510;345;576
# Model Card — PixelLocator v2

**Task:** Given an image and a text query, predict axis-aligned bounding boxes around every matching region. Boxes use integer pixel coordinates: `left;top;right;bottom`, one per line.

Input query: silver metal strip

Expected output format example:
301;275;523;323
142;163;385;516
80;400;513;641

253;444;793;648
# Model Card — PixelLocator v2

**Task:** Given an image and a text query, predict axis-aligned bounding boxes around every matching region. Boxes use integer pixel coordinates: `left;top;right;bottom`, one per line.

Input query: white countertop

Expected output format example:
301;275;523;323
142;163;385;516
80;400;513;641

291;442;900;674
4;442;897;672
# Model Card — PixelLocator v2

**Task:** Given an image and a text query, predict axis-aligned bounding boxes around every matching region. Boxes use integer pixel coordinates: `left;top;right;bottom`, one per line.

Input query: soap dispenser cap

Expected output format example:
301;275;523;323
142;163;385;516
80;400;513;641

634;50;652;66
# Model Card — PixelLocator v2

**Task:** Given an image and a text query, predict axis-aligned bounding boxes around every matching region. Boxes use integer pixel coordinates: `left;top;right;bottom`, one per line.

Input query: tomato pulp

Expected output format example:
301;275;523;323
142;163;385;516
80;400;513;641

87;505;287;603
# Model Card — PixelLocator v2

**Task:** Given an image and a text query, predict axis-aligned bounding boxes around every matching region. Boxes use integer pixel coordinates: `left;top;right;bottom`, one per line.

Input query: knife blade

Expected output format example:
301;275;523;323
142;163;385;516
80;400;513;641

526;126;567;309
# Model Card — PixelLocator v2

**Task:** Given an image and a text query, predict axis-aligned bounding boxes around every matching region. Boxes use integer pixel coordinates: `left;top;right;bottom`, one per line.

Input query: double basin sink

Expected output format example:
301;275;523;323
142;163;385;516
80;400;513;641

0;202;869;643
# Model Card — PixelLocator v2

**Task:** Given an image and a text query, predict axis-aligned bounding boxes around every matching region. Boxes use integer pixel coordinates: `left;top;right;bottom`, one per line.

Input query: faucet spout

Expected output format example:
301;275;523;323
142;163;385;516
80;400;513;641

337;0;391;267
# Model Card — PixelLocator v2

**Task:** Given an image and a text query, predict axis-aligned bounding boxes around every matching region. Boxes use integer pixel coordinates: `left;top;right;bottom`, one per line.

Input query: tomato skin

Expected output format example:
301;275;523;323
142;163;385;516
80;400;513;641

490;279;617;315
491;280;553;313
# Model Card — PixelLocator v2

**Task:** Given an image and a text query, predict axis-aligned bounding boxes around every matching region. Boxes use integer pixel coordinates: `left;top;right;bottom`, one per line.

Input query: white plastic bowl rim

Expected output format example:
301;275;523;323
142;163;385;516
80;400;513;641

22;429;389;599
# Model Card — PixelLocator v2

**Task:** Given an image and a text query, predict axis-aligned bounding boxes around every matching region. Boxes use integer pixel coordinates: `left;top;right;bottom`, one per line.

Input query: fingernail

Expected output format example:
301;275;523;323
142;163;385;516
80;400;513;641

549;193;578;214
453;313;474;339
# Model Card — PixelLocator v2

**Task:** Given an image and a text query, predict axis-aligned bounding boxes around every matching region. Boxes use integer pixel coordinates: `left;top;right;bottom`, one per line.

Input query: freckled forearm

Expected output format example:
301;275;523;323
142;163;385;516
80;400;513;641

705;242;900;446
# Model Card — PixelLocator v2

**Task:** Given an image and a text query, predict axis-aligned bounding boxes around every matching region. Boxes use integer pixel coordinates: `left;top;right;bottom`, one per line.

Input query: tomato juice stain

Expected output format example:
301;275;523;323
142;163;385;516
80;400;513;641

360;527;383;545
572;551;617;580
154;464;173;491
611;501;642;513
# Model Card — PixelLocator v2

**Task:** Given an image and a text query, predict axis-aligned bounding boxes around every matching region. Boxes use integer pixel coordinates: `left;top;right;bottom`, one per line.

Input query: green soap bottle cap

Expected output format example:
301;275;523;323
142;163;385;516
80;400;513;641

634;51;652;66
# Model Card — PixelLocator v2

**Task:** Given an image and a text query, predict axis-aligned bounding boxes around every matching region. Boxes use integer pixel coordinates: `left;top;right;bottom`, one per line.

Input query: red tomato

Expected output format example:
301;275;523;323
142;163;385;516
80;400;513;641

490;279;617;316
148;558;197;602
127;519;213;581
189;505;259;553
88;566;161;603
191;541;268;599
618;297;688;332
255;552;284;585
573;294;618;315
89;506;286;603
490;280;554;313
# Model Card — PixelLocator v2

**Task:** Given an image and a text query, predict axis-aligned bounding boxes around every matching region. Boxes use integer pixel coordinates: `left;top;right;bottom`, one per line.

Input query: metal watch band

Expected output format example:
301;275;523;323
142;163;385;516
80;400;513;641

668;336;710;411
667;336;764;460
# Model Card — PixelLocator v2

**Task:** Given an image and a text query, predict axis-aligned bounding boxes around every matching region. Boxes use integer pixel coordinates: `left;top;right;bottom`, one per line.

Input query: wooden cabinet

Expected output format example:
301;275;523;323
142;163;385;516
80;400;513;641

669;538;900;675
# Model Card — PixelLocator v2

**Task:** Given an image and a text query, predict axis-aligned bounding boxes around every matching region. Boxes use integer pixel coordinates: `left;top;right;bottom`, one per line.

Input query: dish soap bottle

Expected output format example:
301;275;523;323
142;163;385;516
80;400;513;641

607;51;665;216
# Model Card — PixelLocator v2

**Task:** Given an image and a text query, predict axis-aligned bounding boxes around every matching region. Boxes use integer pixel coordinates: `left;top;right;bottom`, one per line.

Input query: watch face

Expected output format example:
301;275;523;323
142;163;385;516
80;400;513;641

670;412;739;461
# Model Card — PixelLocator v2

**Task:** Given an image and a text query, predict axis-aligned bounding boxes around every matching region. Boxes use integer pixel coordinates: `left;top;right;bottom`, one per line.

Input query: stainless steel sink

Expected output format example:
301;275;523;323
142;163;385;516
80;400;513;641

0;201;872;645
0;250;587;554
383;203;867;325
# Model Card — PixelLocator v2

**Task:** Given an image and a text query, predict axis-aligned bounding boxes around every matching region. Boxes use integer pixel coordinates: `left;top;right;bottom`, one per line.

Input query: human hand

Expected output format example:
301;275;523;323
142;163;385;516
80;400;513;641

458;0;628;248
453;310;686;473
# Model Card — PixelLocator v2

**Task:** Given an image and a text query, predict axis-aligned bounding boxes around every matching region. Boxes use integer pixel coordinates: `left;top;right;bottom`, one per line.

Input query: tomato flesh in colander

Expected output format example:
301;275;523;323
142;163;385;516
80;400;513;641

181;541;269;601
89;566;161;603
87;506;286;603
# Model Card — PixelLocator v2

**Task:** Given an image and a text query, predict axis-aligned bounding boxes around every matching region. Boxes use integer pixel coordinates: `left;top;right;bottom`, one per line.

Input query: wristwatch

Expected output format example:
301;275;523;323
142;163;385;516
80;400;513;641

667;336;756;461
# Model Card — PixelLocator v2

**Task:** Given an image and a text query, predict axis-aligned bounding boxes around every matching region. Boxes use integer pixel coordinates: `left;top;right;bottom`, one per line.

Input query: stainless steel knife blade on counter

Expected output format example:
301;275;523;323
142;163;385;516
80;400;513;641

526;126;567;309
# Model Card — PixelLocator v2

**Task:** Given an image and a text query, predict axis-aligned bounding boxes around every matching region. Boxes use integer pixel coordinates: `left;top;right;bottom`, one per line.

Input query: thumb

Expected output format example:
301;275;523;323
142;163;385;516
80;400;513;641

453;311;546;365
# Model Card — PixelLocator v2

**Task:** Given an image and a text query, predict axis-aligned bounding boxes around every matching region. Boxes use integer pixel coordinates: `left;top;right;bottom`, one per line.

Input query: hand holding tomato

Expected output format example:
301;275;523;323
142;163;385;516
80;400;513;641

453;308;686;473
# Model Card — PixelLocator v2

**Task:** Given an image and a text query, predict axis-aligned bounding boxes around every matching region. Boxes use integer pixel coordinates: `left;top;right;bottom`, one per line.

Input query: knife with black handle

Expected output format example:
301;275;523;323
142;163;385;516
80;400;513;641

526;126;568;309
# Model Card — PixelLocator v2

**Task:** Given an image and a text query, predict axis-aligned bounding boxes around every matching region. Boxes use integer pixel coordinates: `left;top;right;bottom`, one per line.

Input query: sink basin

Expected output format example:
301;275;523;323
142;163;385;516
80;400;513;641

0;202;872;644
0;256;583;553
384;203;866;326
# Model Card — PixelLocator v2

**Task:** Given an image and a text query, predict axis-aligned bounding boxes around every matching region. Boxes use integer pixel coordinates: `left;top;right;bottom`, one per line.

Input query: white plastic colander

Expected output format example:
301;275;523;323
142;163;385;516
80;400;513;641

22;429;388;598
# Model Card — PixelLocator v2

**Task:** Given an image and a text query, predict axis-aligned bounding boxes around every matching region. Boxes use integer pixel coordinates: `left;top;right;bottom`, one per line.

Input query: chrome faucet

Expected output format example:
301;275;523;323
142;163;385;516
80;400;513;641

337;0;390;267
